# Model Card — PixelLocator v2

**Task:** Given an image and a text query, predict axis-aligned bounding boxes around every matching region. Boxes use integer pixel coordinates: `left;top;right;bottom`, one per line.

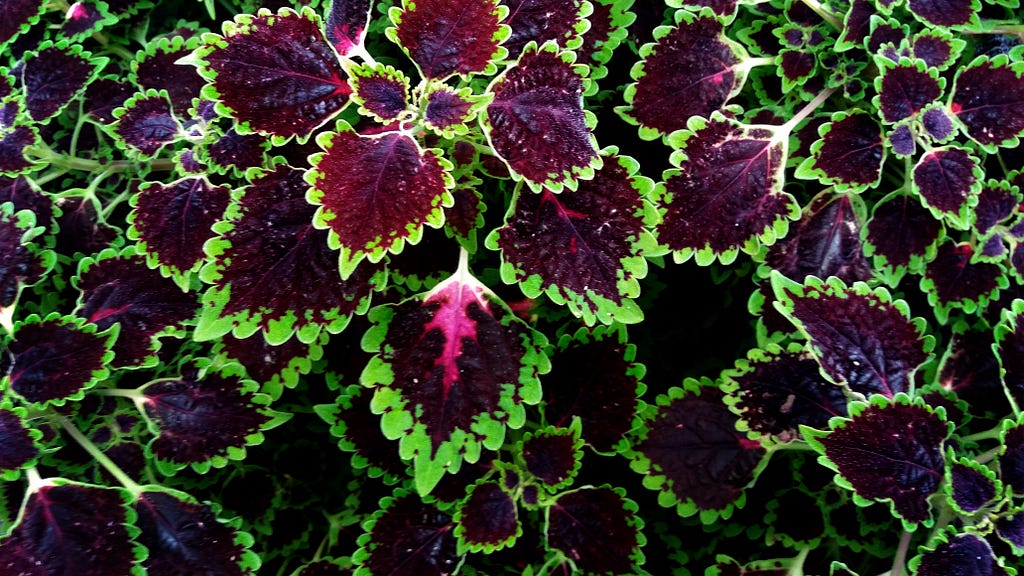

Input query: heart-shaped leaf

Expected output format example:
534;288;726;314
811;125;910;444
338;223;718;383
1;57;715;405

546;486;645;576
454;481;520;553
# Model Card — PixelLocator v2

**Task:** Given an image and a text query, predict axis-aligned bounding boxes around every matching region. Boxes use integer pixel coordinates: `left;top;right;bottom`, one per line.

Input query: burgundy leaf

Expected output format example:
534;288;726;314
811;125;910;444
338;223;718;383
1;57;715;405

779;49;816;90
634;384;766;513
7;314;113;406
876;60;942;123
500;0;583;57
0;483;139;576
547;487;641;575
135;490;254;576
60;0;112;40
907;0;976;28
54;196;118;257
948;460;997;513
392;0;505;79
133;36;204;113
864;191;943;279
912;532;1007;576
444;186;484;244
798;111;884;190
455;482;519;551
203;128;269;174
0;407;39;475
219;332;316;399
622;11;747;137
318;384;407;481
921;241;1005;323
0;125;37;175
113;91;182;157
996;310;1024;431
0;205;47;309
22;43;104;122
773;275;932;398
974;180;1020;236
75;249;199;367
484;42;599;192
0;0;44;45
130;177;231;276
325;0;372;55
349;63;409;122
867;20;907;54
911;31;960;69
521;425;581;489
951;56;1024;150
938;327;1011;418
424;85;477;136
198;165;383;344
83;77;133;123
360;494;459;576
809;397;948;525
195;7;351;140
913;146;980;228
836;0;873;50
657;116;798;263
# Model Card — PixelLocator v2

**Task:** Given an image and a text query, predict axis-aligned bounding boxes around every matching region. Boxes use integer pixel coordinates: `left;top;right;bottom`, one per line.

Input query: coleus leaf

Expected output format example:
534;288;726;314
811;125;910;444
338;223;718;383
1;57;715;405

353;490;460;576
74;247;198;367
454;480;520;553
655;112;801;266
0;202;54;331
519;419;583;491
135;359;291;474
574;0;634;90
135;488;260;575
317;383;408;483
909;29;965;71
721;343;849;444
1000;418;1024;494
0;403;42;480
630;379;767;520
996;508;1024;554
388;0;509;80
619;8;751;139
5;313;116;407
777;49;818;96
950;54;1024;152
795;110;884;192
200;127;270;176
0;480;144;576
920;241;1007;324
217;331;324;401
920;105;956;143
906;0;978;28
945;452;1000;514
0;0;45;45
908;530;1010;576
198;165;385;345
21;41;107;122
131;34;205;114
487;149;661;325
500;0;588;57
803;394;950;527
112;89;184;158
874;58;943;123
423;84;486;139
912;146;981;230
191;7;351;142
127;176;231;284
545;486;645;576
863;190;945;284
0;125;38;176
348;63;410;123
325;0;373;56
937;323;1010;418
307;122;454;279
361;252;548;495
996;301;1024;415
482;40;601;193
772;274;933;398
83;77;133;124
974;179;1020;237
60;0;117;41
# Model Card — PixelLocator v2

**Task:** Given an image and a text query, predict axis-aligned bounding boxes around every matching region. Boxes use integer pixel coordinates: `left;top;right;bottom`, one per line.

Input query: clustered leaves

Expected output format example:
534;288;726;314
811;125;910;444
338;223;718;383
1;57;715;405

3;0;1024;575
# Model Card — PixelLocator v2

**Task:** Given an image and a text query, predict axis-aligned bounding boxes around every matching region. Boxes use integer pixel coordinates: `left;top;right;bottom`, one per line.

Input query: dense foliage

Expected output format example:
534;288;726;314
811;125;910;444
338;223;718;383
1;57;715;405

2;0;1024;574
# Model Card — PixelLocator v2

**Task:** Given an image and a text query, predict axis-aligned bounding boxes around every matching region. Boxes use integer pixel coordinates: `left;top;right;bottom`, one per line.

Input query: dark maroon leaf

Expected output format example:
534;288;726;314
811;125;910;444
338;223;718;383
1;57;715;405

921;241;1005;323
921;106;954;141
135;489;254;576
724;346;849;442
948;460;997;513
444;186;484;244
0;407;39;476
318;384;407;481
999;420;1024;493
773;275;932;397
133;36;205;113
203;128;268;174
195;8;351;140
864;191;944;279
907;0;976;28
876;60;942;123
424;86;476;135
113;91;182;157
913;147;980;228
0;126;38;175
547;487;641;575
500;0;583;57
995;302;1024;412
22;43;104;122
75;249;199;367
60;0;112;39
997;510;1024;552
484;42;598;192
0;100;20;128
798;111;884;190
779;49;816;89
455;482;519;551
0;205;47;310
634;383;766;513
326;0;372;55
0;482;139;576
141;361;287;471
911;31;959;69
359;494;459;576
939;327;1011;418
350;64;409;122
83;77;133;123
392;0;505;79
658;116;798;263
7;314;113;406
521;426;581;489
836;0;873;50
867;20;907;54
911;532;1007;576
974;180;1020;236
129;177;231;276
198;165;383;344
54;196;118;256
0;0;44;45
622;11;746;137
764;192;872;284
951;56;1024;150
219;332;316;399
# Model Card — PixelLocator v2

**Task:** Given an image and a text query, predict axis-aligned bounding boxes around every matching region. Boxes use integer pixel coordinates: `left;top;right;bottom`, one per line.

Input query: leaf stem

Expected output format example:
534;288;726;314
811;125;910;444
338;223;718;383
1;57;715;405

799;0;842;30
960;424;1004;443
890;529;913;576
779;86;838;138
55;413;143;496
26;143;174;174
787;547;810;576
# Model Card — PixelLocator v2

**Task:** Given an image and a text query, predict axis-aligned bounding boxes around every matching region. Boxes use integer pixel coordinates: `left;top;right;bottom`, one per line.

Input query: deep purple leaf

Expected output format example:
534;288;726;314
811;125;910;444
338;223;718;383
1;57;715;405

392;0;505;79
907;0;976;27
913;147;979;226
725;346;849;442
948;460;997;513
196;8;351;139
22;43;103;122
888;123;916;156
455;482;519;550
360;495;459;576
113;91;182;157
922;241;1005;322
326;0;372;55
877;61;942;123
350;64;409;122
424;86;475;134
623;12;746;136
921;106;955;141
135;490;252;575
0;407;39;475
484;42;598;191
60;0;112;39
0;206;46;308
444;186;484;244
911;32;959;69
500;0;583;57
811;398;948;524
0;483;138;576
75;250;199;367
951;57;1024;150
547;487;641;575
309;127;451;276
939;327;1011;418
521;427;580;488
635;384;766;512
219;332;314;395
773;276;931;398
779;49;816;88
974;181;1020;236
7;315;112;406
836;0;873;49
319;384;407;480
0;100;20;129
54;196;118;256
996;510;1024;552
83;77;133;123
867;20;906;54
204;128;268;174
658;116;798;262
0;0;44;45
0;126;37;175
800;111;884;190
912;532;1006;576
864;191;943;277
999;421;1024;493
134;38;204;113
130;177;231;275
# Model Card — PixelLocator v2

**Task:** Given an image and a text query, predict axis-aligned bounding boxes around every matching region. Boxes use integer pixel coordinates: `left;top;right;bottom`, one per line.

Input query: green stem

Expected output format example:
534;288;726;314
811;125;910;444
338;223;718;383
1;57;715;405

800;0;842;30
55;414;143;496
961;424;1004;443
26;143;175;174
777;86;839;141
787;547;810;576
890;529;913;576
975;445;1002;465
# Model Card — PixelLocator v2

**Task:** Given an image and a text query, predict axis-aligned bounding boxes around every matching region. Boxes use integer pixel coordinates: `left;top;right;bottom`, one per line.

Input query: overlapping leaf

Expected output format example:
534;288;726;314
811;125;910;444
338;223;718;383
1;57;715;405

909;530;1008;576
500;0;588;57
0;403;42;480
325;0;373;55
354;492;460;576
112;90;183;158
545;486;644;576
921;241;1006;324
520;420;583;491
912;146;981;230
863;190;944;284
795;110;884;192
21;41;106;122
950;54;1024;151
0;203;54;331
389;0;508;79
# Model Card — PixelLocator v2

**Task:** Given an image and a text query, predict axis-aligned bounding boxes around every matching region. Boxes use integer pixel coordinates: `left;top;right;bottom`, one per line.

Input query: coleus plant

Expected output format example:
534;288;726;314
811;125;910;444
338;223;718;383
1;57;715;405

2;0;1024;574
